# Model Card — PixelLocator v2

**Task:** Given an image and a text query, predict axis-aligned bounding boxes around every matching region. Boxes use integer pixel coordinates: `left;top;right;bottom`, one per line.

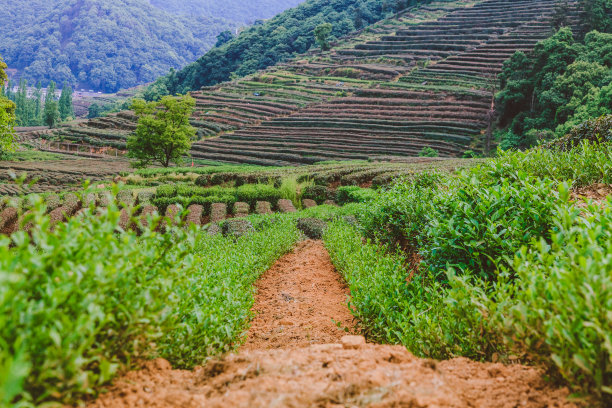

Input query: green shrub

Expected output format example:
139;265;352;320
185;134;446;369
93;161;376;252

235;184;282;207
418;146;439;157
324;222;509;361
297;218;328;239
302;185;331;205
153;196;187;212
0;195;300;405
557;114;612;148
359;174;441;249
487;141;612;188
423;173;565;280
336;186;377;205
493;202;612;401
156;184;177;197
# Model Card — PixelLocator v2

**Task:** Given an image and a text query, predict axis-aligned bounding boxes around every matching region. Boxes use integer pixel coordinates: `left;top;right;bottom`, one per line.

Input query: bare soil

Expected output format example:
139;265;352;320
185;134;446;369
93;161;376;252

87;240;579;408
572;183;612;207
243;240;357;350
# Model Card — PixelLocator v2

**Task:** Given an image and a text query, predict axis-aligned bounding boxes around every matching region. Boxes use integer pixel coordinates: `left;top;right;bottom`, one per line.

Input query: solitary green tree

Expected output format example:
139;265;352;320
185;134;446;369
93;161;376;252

0;55;16;158
58;83;74;121
215;30;235;47
127;95;196;168
44;81;60;128
314;23;333;51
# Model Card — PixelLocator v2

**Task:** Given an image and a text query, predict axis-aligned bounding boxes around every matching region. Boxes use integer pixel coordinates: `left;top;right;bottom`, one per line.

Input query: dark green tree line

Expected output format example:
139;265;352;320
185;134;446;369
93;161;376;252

1;79;74;127
495;2;611;149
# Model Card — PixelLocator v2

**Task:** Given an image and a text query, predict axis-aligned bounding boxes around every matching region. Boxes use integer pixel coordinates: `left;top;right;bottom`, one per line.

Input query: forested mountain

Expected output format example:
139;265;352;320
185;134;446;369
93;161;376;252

156;0;421;95
0;0;305;93
149;0;304;23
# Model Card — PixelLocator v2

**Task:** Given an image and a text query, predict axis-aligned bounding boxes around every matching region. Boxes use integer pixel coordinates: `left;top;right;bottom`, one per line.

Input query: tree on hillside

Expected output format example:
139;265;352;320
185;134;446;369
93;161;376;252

0;55;16;159
43;81;60;128
579;0;612;35
215;30;235;47
127;95;196;168
58;84;74;121
314;23;333;51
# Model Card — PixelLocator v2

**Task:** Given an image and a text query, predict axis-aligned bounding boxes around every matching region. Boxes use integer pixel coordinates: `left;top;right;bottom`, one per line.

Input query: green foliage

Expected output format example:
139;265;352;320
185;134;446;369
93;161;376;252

0;56;17;158
0;195;300;405
302;185;332;204
314;23;333;51
215;30;235;47
128;95;196;168
578;0;612;35
555;114;612;148
490;141;612;188
326;144;612;402
162;0;427;94
497;28;612;149
297;217;328;239
43;81;60;129
235;183;283;207
58;84;74;121
0;0;248;92
0;96;17;159
153;183;286;213
323;222;504;359
336;186;377;205
418;146;439;157
492;203;612;401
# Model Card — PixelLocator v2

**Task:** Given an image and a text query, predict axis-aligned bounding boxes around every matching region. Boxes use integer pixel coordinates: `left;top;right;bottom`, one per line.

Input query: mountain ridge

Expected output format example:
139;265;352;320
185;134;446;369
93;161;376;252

0;0;304;92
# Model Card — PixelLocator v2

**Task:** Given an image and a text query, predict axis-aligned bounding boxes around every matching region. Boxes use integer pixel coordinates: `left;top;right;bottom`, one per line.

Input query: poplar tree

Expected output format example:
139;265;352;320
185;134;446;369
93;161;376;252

44;81;60;128
58;83;74;121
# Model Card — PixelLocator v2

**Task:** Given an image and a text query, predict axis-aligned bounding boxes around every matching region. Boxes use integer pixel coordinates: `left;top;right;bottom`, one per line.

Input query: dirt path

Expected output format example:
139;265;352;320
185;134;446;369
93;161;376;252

243;240;356;350
87;240;579;408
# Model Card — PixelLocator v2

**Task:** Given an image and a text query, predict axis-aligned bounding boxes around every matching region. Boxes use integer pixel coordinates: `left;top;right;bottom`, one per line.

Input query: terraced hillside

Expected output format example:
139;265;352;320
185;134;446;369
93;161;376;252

33;0;574;165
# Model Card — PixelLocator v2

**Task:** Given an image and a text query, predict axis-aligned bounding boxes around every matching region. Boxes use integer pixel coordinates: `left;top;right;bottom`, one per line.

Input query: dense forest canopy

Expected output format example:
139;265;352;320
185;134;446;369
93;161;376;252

0;0;305;93
496;0;612;149
155;0;432;96
149;0;304;23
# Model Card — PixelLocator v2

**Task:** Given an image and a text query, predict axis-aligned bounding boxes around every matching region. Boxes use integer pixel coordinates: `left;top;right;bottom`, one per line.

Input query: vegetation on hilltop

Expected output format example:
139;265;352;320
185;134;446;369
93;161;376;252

151;0;438;96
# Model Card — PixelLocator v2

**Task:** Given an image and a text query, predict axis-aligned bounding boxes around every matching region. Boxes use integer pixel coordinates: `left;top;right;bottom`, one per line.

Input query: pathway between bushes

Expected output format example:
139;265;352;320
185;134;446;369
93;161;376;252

88;240;579;408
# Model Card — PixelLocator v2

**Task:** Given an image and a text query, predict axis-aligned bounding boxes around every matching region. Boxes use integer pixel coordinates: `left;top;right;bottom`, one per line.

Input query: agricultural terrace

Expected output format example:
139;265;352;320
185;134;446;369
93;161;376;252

20;0;575;165
1;140;610;407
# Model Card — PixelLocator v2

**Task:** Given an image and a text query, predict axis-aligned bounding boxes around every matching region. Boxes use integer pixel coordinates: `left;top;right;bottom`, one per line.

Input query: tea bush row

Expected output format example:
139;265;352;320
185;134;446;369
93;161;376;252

326;145;612;403
0;196;300;406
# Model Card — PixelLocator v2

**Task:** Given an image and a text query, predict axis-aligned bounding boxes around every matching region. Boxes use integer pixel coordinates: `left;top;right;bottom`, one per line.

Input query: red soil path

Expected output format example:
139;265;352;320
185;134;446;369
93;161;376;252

87;240;579;408
243;240;356;350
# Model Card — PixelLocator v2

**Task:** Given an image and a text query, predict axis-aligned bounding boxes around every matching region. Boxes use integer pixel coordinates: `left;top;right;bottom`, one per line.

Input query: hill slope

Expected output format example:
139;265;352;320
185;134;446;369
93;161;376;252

0;0;304;92
149;0;304;24
161;0;417;94
40;0;570;162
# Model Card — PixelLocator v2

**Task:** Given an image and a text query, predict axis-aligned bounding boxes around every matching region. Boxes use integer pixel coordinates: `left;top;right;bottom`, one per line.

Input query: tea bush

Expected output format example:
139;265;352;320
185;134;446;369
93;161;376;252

323;222;504;360
329;144;612;402
488;202;612;401
0;195;300;406
424;174;564;280
235;184;282;208
335;186;377;205
486;141;612;188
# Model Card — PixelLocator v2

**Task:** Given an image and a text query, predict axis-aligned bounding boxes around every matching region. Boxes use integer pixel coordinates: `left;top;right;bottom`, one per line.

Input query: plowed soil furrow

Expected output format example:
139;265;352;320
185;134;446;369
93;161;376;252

87;240;579;408
243;240;357;350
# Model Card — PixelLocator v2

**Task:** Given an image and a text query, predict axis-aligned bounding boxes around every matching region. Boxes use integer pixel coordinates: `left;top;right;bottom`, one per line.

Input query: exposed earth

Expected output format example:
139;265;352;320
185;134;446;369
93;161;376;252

87;241;579;408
